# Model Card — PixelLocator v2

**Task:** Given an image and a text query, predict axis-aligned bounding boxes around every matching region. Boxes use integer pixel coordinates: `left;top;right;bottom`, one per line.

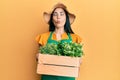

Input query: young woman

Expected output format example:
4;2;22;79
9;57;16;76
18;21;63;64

36;3;82;80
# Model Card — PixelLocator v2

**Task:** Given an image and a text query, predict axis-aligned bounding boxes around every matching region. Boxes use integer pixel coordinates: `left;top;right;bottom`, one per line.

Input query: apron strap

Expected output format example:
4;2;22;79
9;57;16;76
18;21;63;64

67;33;72;41
47;32;53;44
48;32;53;40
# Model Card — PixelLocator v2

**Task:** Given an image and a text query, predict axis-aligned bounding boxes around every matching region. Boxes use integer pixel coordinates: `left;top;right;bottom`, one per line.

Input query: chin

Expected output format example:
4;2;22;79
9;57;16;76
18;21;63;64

56;25;64;28
56;26;64;28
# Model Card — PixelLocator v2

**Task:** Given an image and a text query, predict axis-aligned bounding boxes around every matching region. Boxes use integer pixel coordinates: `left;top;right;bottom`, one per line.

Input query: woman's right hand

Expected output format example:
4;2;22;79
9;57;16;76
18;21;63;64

36;53;39;62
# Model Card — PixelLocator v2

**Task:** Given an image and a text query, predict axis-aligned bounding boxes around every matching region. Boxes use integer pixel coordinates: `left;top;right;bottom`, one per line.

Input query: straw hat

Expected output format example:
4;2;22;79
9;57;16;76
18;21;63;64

43;3;76;24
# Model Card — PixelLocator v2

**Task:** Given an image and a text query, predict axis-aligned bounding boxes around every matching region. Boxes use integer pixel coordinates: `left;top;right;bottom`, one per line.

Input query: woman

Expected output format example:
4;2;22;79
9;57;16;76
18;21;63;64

36;3;82;80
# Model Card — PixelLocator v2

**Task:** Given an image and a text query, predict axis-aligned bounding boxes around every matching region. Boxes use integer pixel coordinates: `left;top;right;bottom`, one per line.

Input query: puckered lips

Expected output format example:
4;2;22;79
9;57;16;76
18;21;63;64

55;21;61;24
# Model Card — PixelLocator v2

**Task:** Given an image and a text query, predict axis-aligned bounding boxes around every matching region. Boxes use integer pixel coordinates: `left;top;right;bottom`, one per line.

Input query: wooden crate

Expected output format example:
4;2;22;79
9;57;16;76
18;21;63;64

37;53;81;77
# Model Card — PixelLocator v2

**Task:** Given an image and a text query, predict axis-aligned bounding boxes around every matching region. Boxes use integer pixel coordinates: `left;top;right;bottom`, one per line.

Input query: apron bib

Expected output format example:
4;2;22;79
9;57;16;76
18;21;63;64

47;32;72;44
41;32;75;80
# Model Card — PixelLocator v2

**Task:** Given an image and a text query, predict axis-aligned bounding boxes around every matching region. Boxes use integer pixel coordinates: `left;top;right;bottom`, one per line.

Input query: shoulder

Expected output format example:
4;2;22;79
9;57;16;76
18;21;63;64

70;33;80;37
36;32;50;39
70;33;82;43
35;32;50;45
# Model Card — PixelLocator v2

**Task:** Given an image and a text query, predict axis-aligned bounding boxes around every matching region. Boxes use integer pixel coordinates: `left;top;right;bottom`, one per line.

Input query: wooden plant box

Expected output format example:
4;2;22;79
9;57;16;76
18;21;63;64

37;53;81;77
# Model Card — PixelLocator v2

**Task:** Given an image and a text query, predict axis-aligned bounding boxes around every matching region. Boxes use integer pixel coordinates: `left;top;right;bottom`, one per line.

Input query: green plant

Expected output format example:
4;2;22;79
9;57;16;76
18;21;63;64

39;42;84;57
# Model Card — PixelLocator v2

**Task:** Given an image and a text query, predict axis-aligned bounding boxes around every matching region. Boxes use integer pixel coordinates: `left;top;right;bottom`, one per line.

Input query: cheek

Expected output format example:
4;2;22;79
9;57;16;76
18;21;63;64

52;17;56;22
62;17;66;23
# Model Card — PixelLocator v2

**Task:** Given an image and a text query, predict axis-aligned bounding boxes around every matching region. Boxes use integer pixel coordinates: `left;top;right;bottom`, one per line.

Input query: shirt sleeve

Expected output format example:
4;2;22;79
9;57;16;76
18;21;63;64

71;34;82;43
35;34;43;45
76;34;82;43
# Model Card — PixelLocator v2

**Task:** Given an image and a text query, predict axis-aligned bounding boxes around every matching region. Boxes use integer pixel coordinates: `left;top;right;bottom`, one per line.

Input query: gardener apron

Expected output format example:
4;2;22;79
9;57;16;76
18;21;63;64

41;32;75;80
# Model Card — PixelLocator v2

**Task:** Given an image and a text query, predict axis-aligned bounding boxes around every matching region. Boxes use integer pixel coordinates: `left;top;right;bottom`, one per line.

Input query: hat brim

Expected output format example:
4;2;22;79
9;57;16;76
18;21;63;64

43;3;76;25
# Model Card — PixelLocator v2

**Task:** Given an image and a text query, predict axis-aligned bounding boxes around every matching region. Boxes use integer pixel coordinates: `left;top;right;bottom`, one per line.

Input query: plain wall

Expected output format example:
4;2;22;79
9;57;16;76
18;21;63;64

0;0;120;80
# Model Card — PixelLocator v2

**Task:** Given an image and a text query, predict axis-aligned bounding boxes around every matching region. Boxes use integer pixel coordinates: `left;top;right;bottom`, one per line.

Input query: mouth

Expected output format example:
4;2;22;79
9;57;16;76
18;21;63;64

56;21;61;24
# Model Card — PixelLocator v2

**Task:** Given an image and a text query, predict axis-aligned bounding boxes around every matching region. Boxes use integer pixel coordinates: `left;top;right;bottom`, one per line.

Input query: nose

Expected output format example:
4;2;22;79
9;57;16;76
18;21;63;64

57;14;60;19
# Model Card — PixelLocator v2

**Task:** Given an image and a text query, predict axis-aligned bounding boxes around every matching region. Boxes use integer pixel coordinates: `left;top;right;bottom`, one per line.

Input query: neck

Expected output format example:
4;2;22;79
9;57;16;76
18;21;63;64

54;27;65;34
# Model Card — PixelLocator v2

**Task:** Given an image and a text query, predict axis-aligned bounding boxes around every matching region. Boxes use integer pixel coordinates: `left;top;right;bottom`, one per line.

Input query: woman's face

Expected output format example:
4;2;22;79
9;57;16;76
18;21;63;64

52;8;66;28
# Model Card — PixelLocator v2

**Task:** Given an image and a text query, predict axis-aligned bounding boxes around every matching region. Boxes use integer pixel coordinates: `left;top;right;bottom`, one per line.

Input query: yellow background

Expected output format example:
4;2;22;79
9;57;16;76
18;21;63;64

0;0;120;80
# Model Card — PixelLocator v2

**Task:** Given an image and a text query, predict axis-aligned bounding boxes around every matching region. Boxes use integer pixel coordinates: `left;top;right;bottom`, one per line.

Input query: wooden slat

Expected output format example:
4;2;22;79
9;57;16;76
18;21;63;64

37;64;80;77
38;54;81;67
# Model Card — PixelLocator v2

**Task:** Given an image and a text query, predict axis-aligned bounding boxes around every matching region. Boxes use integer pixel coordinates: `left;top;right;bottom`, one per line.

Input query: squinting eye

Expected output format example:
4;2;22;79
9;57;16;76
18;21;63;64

60;13;64;16
53;13;58;16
